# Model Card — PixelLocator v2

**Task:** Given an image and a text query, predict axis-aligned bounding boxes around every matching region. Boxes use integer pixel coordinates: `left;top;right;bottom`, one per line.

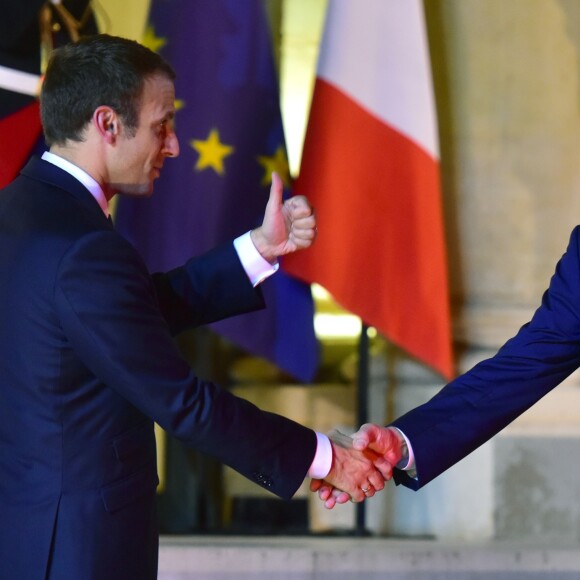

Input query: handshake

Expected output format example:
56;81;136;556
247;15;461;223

311;423;406;509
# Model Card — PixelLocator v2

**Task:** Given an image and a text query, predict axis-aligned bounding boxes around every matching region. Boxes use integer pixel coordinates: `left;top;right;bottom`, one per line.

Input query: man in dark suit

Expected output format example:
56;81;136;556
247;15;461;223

312;225;580;506
0;34;390;579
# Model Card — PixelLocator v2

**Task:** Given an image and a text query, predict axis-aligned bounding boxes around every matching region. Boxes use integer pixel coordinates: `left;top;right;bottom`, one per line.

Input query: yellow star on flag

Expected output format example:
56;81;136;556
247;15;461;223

257;146;291;187
190;129;234;175
142;25;167;54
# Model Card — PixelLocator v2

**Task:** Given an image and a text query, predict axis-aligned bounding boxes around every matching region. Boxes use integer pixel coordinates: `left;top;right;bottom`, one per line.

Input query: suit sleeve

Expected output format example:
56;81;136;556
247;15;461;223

54;230;316;499
150;242;265;335
392;226;580;490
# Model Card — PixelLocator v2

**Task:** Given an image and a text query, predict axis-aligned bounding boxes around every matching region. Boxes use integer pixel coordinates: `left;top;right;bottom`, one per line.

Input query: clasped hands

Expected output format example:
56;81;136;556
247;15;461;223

311;424;404;509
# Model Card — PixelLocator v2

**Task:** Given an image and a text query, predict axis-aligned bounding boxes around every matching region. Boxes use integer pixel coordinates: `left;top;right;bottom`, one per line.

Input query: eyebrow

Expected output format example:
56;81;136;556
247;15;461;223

156;110;175;124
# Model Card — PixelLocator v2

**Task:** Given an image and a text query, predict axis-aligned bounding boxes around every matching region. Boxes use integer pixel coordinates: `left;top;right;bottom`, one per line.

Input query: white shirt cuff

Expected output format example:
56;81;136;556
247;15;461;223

307;432;332;479
393;427;416;471
233;231;279;287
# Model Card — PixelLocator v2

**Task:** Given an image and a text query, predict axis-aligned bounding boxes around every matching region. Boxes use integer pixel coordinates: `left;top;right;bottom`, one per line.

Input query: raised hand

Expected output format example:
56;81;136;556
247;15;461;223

250;172;317;262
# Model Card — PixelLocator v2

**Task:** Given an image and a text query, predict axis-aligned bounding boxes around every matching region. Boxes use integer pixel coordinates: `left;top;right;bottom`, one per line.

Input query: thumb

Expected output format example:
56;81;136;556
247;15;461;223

267;172;283;209
352;423;378;450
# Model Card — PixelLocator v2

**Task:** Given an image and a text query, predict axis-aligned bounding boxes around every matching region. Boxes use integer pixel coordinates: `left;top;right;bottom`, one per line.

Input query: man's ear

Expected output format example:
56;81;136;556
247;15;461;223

94;106;118;142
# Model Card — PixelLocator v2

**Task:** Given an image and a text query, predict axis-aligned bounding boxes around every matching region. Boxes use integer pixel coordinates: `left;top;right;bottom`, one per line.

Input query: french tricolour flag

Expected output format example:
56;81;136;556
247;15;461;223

283;0;454;378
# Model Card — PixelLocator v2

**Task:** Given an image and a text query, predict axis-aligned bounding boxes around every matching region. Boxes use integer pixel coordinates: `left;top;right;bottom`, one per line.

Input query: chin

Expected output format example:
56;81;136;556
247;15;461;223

114;182;155;197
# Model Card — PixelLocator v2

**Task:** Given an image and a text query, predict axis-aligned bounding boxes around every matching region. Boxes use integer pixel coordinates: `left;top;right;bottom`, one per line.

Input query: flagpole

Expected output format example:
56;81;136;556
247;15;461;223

355;321;370;536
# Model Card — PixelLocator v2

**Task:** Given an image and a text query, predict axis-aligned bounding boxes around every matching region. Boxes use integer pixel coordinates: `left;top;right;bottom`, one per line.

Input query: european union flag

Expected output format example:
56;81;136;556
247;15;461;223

115;0;319;382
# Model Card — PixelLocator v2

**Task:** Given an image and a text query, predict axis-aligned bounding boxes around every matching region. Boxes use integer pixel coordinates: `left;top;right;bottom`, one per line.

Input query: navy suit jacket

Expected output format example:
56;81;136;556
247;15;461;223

392;227;580;490
0;158;317;579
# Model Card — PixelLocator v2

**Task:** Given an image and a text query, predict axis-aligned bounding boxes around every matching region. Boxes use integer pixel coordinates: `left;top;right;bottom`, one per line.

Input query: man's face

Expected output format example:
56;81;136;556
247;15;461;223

111;74;179;196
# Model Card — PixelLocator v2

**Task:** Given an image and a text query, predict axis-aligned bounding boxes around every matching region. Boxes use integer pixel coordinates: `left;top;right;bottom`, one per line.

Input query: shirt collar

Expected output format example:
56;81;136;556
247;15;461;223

41;151;109;217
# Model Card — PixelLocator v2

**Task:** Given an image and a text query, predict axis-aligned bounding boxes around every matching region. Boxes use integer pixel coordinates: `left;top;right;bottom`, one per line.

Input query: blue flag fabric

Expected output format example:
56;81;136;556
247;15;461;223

115;0;319;382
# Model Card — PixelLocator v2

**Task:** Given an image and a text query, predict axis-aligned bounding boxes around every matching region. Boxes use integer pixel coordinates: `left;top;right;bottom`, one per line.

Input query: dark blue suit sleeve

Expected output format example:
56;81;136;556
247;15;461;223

392;226;580;490
54;230;315;500
150;242;264;335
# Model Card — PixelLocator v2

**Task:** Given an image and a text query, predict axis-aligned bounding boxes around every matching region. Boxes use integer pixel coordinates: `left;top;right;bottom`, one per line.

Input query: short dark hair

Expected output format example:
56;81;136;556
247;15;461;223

40;34;176;145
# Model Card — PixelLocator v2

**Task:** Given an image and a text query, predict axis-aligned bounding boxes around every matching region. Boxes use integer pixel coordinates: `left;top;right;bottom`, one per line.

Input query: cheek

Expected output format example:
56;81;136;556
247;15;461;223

148;136;164;159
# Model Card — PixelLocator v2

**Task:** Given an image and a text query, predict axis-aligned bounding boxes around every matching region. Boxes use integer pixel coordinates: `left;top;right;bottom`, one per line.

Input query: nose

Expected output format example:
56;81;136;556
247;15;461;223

164;130;180;158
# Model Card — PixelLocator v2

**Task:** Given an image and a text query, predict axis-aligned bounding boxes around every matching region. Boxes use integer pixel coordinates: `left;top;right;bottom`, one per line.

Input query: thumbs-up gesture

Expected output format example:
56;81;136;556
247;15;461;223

250;172;317;263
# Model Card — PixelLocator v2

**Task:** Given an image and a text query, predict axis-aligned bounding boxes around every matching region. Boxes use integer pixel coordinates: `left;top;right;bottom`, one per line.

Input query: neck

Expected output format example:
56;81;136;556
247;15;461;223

49;143;115;201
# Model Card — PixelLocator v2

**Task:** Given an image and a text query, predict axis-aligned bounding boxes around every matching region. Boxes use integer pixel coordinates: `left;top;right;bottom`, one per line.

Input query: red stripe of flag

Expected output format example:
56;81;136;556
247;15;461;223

0;101;42;188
